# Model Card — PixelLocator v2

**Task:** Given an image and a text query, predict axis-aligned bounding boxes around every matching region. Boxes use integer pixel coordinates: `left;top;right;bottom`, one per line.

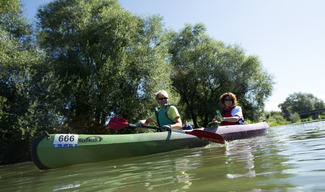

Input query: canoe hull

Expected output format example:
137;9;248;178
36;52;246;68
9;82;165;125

206;121;270;141
31;132;209;170
31;122;270;170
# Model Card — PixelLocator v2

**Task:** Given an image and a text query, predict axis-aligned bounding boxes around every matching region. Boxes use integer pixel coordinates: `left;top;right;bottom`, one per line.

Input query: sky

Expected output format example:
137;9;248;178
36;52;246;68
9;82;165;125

21;0;325;111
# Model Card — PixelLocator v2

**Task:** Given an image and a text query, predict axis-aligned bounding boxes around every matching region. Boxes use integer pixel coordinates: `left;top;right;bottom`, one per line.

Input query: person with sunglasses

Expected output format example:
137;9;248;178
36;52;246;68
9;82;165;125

212;92;244;126
136;90;182;131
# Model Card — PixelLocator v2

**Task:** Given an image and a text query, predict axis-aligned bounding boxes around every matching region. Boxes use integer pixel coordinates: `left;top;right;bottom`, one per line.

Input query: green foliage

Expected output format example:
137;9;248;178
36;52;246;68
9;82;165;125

263;111;289;126
300;116;314;122
0;0;63;164
263;110;325;126
289;112;300;123
279;92;325;119
36;0;172;130
167;24;274;127
0;0;32;40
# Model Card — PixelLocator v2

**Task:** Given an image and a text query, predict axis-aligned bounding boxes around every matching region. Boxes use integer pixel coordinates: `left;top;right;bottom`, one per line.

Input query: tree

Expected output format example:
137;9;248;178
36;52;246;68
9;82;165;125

0;0;61;164
264;111;287;124
289;112;300;123
279;92;325;119
36;0;172;132
0;0;32;40
167;23;274;127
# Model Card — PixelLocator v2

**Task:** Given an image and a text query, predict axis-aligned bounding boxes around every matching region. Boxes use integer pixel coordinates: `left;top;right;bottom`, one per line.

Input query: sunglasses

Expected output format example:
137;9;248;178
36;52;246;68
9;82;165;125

224;99;232;101
158;97;168;100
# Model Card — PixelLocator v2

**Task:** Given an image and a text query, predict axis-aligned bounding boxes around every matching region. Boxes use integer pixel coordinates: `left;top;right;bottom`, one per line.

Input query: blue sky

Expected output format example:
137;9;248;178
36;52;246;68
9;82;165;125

21;0;325;111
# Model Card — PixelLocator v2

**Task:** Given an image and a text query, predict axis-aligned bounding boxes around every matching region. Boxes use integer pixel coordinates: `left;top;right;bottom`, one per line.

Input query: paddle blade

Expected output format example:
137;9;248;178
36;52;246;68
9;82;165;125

108;117;129;129
188;130;225;144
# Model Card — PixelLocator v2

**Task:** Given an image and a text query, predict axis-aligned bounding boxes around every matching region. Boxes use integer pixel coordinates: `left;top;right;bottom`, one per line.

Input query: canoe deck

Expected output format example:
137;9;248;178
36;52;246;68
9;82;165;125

31;122;270;170
206;121;270;141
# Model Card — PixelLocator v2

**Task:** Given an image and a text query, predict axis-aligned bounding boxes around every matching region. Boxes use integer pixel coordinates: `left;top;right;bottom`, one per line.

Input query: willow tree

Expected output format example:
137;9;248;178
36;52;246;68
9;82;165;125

168;23;273;127
37;0;171;133
1;0;62;164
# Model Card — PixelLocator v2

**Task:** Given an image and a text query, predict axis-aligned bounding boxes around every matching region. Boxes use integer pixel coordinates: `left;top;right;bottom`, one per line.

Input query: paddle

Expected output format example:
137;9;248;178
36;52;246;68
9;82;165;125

108;117;225;144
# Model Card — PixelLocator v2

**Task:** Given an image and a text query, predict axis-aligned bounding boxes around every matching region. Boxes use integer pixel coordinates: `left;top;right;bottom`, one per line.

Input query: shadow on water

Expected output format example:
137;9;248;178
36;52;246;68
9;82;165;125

1;121;325;191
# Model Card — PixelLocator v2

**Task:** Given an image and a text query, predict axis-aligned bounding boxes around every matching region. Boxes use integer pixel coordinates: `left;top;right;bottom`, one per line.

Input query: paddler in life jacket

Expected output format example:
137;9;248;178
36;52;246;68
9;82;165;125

136;90;183;131
182;120;193;130
212;92;244;126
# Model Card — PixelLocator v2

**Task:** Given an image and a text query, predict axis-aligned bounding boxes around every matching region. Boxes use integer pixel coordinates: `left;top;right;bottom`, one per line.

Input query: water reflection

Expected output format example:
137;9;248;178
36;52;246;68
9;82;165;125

221;136;297;191
224;141;258;178
53;182;80;191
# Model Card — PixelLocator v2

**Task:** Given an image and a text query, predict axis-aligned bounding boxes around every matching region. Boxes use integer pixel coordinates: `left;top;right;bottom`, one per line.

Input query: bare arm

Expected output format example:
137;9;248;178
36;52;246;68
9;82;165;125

212;115;240;125
223;116;240;122
139;118;154;126
170;117;182;130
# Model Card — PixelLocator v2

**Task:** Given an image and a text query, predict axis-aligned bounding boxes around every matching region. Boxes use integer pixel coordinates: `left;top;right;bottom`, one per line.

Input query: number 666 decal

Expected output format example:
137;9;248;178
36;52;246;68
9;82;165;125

53;134;79;148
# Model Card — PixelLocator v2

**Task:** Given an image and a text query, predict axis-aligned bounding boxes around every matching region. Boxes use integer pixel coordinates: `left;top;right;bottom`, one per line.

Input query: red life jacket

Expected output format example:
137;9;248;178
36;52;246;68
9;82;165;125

221;106;244;125
221;106;236;125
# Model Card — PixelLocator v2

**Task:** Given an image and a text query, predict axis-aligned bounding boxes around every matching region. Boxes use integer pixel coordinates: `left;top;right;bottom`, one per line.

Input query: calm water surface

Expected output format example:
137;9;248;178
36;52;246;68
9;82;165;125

1;121;325;191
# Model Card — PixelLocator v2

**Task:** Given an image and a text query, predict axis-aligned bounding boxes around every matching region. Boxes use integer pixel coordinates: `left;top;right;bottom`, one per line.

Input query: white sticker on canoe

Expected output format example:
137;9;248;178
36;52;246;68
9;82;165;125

53;134;78;147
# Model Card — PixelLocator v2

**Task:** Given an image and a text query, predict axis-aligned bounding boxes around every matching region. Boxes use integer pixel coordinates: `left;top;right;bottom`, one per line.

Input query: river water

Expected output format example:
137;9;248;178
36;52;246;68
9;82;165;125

1;121;324;192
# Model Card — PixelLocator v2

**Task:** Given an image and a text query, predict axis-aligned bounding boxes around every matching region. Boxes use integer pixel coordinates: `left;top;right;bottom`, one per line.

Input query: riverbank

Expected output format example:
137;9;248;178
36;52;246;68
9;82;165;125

268;118;325;127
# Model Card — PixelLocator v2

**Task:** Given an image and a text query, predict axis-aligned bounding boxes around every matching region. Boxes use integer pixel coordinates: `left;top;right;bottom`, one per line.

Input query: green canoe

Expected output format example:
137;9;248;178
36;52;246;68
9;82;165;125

31;122;269;170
